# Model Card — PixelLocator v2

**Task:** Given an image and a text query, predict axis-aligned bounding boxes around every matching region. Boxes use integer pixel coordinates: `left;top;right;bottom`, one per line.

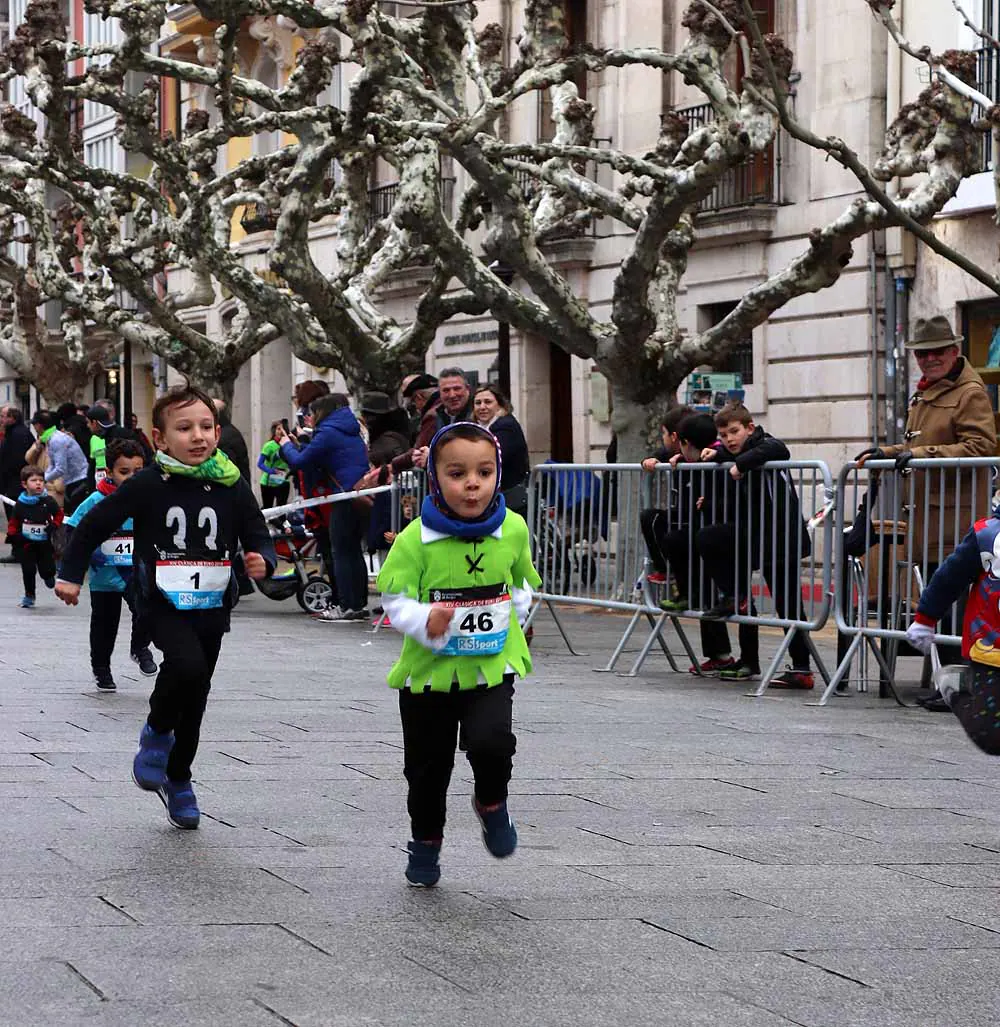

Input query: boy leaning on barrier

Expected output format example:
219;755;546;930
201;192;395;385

639;405;692;586
906;495;1000;754
696;402;815;690
659;414;758;679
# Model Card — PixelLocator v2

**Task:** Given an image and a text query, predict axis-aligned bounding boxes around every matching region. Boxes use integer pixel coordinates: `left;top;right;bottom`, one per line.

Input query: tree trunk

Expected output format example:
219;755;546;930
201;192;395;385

609;380;666;463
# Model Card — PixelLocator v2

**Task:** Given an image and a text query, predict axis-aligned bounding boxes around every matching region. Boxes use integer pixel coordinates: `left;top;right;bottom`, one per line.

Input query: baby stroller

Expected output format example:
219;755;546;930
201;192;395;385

255;514;335;613
532;462;607;594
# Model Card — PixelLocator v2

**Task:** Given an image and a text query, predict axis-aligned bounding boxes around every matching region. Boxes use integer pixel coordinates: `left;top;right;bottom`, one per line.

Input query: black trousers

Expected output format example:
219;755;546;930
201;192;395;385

640;508;672;574
660;526;749;663
89;589;151;671
146;607;226;783
19;542;56;597
260;483;290;509
399;678;516;841
697;523;811;670
953;664;1000;756
63;479;89;515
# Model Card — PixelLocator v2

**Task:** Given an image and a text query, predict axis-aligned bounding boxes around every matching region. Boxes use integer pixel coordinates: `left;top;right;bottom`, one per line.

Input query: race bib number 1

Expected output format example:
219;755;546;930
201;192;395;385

156;557;231;609
429;583;512;657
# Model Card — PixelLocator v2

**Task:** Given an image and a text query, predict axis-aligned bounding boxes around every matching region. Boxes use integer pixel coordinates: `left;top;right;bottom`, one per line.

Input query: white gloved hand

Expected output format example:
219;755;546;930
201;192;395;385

905;620;935;655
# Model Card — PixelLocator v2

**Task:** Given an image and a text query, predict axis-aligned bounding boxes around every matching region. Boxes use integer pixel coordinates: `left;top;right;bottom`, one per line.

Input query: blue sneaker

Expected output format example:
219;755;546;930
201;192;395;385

405;840;441;887
473;797;518;858
157;779;200;830
131;723;174;791
19;595;34;608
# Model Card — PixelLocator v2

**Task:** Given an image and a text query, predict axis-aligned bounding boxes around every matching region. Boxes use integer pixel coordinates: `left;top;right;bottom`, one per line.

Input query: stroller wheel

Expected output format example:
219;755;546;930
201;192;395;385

297;576;335;614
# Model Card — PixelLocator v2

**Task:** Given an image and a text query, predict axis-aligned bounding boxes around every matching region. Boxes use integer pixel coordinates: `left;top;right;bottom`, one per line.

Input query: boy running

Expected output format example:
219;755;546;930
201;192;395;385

64;438;157;691
376;422;542;887
56;385;275;830
5;464;62;608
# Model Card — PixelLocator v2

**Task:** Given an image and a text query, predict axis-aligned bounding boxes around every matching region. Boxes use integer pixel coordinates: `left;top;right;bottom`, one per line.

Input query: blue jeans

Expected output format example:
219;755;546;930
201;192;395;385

329;500;368;611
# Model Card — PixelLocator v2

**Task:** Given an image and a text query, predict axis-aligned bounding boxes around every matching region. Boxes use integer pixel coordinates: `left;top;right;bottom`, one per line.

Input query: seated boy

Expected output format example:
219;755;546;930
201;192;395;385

639;405;692;585
696;403;814;689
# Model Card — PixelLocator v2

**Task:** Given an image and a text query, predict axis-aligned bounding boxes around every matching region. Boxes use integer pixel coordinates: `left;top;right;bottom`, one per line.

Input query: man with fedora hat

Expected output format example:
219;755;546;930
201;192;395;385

857;315;996;681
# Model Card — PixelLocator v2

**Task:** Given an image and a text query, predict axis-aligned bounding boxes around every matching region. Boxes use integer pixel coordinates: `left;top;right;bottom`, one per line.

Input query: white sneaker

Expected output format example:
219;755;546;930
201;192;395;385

313;607;369;623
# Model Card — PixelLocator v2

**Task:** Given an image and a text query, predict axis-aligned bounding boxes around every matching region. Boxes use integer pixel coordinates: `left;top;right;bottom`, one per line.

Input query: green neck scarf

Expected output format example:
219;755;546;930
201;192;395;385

39;426;56;444
155;448;240;487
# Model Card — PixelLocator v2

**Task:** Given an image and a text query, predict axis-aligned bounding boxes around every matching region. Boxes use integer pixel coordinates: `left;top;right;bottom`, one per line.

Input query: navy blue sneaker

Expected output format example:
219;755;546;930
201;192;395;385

473;797;518;858
131;723;174;791
157;779;200;830
405;840;441;887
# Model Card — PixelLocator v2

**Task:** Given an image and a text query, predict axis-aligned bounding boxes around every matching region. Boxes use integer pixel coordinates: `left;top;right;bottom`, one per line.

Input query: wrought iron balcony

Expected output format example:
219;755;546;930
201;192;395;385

240;202;279;234
675;103;783;213
365;177;455;233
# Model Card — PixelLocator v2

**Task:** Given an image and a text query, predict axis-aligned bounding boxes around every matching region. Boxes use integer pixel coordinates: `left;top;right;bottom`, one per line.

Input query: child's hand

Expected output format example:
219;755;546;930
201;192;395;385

641;457;659;473
383;530;396;544
668;453;682;468
700;447;716;462
426;605;452;639
244;552;268;579
413;447;429;469
905;620;935;655
696;496;704;510
55;581;80;606
729;465;743;480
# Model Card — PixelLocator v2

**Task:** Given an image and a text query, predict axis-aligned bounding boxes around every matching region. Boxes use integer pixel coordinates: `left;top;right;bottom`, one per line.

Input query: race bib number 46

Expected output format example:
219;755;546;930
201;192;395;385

428;583;512;657
156;558;231;610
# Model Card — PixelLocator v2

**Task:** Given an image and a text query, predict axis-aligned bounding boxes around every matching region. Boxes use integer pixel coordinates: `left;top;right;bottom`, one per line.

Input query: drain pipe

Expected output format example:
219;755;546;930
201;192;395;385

883;268;898;445
893;274;912;443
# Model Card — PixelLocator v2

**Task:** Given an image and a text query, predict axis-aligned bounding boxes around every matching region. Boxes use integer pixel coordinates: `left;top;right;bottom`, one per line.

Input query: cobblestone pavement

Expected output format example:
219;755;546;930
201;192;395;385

1;564;999;1026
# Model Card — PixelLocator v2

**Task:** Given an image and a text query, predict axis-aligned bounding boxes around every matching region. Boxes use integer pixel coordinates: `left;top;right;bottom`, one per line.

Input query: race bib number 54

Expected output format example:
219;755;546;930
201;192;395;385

429;583;512;657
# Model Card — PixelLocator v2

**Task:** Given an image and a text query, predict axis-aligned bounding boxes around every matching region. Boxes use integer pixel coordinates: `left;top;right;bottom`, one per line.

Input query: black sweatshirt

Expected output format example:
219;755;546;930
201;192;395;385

58;465;276;623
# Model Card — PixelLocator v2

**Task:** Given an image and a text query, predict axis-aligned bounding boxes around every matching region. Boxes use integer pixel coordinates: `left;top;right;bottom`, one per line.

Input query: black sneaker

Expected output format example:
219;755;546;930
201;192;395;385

131;649;158;677
43;576;55;589
93;668;116;691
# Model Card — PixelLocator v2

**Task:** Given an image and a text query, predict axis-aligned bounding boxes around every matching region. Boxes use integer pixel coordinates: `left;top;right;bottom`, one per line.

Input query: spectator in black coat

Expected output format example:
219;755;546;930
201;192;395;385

1;406;34;546
472;386;530;516
212;400;253;485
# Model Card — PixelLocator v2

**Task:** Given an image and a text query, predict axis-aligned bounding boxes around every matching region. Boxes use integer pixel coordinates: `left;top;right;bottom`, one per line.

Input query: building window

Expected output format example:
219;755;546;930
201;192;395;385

700;302;754;385
538;0;588;142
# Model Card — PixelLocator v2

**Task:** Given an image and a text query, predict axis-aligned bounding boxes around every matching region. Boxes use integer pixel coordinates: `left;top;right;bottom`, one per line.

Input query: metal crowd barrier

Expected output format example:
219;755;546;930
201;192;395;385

820;456;1000;706
524;460;835;694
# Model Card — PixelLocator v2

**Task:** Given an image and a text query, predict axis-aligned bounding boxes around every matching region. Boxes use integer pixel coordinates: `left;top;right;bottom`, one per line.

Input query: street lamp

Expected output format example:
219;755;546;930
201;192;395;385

113;284;138;423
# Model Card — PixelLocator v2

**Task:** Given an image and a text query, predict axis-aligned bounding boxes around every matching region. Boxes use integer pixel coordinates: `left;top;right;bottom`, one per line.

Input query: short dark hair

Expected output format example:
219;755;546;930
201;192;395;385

20;464;44;483
151;384;218;432
438;366;469;384
714;402;753;429
677;414;718;451
31;410;53;430
106;438;145;468
3;405;23;424
661;405;694;434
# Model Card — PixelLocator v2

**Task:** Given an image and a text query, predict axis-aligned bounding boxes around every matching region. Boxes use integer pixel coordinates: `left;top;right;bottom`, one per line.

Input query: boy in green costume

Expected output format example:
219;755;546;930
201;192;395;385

377;422;541;887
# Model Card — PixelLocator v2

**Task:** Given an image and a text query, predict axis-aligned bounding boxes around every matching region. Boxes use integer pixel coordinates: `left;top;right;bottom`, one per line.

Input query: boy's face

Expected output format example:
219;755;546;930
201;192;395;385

152;400;220;465
24;474;44;495
435;437;497;519
661;427;680;456
110;455;144;487
718;420;755;454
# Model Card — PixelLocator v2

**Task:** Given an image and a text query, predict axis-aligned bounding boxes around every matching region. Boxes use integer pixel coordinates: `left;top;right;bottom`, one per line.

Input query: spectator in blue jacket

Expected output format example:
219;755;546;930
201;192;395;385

276;393;371;622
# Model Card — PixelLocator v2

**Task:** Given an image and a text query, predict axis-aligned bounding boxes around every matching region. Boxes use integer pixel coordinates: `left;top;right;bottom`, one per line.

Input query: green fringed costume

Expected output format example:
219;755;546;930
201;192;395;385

376;511;542;691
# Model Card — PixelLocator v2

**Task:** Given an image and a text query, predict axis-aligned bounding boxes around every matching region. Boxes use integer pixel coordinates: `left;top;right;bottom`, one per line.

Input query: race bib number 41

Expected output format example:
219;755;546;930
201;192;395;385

429;583;512;657
100;534;133;567
156;557;231;610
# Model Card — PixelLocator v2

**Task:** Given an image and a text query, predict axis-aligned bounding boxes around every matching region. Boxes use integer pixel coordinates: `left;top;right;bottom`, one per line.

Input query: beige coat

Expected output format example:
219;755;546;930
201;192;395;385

882;359;997;563
24;437;65;508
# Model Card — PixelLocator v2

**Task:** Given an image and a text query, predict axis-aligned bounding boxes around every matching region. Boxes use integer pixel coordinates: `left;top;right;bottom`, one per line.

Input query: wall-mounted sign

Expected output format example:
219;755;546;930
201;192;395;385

443;329;500;347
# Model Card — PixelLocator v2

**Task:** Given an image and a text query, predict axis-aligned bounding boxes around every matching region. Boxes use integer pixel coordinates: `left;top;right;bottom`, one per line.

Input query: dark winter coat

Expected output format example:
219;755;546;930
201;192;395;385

216;412;252;486
0;420;34;498
279;406;369;493
489;414;530;492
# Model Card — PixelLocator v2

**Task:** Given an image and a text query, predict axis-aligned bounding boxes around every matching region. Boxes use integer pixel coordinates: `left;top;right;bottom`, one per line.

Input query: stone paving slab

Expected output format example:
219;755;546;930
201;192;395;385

4;564;1000;1024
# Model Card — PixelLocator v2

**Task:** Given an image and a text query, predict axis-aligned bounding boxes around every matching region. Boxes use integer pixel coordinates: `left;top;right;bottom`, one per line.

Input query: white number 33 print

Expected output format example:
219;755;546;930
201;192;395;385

166;506;219;550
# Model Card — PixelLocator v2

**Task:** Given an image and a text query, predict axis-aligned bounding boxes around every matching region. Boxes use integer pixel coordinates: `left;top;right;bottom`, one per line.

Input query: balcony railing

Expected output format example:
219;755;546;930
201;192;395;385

365;177;455;233
975;45;1000;172
240;202;279;234
675;103;783;213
